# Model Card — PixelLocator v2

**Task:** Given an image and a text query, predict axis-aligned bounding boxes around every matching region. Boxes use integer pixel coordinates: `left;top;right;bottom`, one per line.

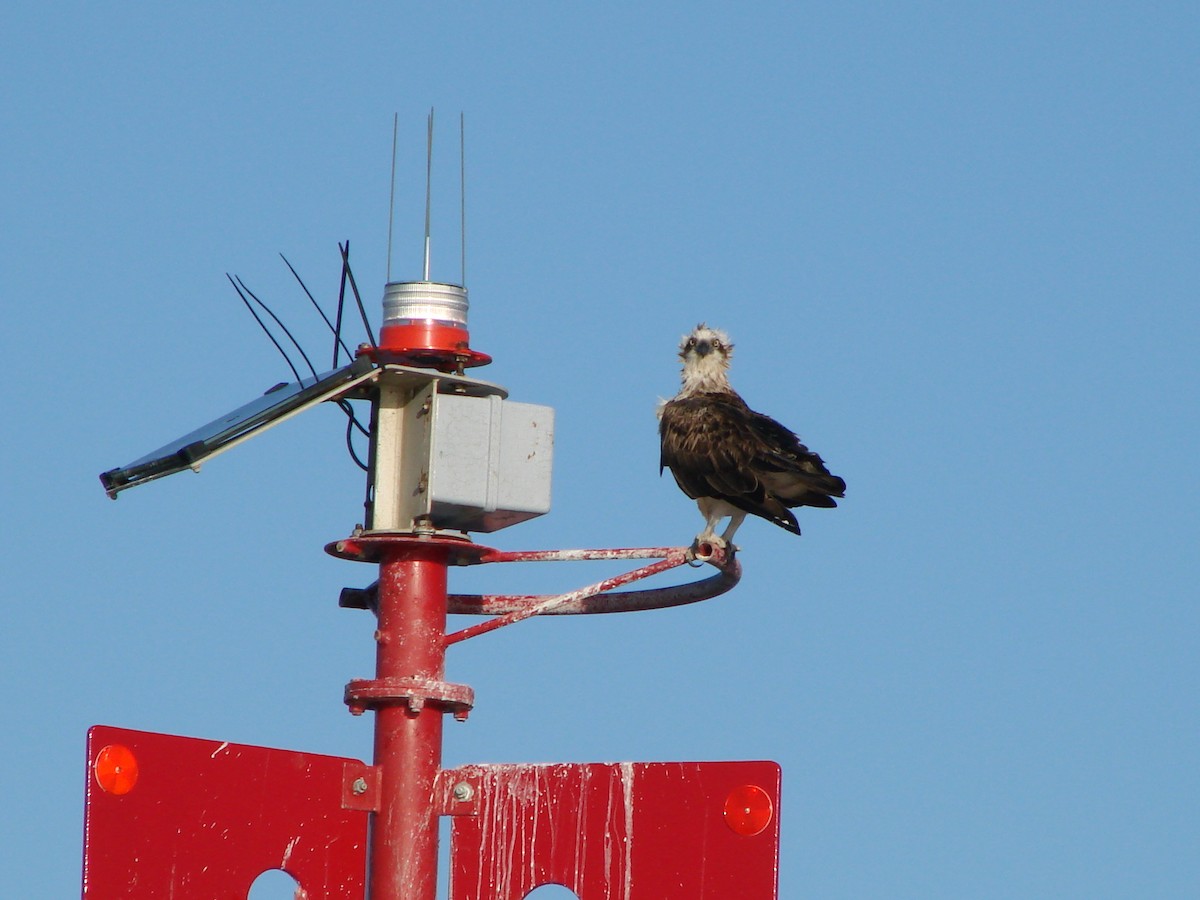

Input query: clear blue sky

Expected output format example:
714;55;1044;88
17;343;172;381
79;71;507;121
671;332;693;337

3;3;1197;897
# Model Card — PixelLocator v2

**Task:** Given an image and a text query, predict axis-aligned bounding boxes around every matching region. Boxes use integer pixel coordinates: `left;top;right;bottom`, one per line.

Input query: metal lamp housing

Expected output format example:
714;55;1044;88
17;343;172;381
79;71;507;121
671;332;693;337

368;369;554;535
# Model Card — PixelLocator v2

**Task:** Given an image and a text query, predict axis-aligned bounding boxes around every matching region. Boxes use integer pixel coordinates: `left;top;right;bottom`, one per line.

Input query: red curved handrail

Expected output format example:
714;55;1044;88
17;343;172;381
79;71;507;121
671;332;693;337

331;537;742;645
444;544;740;645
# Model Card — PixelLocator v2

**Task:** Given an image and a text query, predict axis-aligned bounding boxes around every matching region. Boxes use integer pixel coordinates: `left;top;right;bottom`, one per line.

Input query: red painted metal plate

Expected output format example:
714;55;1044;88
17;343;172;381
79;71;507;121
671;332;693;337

447;760;781;899
82;725;370;898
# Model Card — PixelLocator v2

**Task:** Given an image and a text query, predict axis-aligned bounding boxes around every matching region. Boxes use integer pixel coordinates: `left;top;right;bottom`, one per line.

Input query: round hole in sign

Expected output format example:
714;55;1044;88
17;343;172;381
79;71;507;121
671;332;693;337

94;744;139;795
723;783;773;836
248;868;302;899
523;885;580;899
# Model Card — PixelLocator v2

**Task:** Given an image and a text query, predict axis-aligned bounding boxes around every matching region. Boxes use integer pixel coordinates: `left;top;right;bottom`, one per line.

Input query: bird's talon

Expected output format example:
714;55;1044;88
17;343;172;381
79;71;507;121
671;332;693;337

688;535;725;563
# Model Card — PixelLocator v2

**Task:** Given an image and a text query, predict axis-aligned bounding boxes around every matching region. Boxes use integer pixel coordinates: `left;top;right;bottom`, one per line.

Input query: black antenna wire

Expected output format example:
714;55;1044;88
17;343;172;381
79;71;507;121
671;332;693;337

242;267;370;449
227;273;303;384
279;253;355;363
234;276;320;382
344;410;368;471
231;263;369;475
339;241;378;348
333;252;349;368
339;401;371;436
325;245;372;452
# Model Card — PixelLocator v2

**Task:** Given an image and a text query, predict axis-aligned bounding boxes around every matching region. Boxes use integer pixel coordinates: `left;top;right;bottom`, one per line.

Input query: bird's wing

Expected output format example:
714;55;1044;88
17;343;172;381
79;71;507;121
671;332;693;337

659;393;801;533
745;409;846;506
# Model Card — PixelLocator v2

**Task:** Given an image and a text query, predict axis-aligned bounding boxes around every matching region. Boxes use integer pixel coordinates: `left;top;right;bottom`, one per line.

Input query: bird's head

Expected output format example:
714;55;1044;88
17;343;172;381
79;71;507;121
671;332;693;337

678;323;733;393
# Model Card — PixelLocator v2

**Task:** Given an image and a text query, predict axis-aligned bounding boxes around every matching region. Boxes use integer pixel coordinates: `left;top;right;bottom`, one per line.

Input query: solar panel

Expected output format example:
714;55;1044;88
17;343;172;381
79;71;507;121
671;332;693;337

100;356;377;498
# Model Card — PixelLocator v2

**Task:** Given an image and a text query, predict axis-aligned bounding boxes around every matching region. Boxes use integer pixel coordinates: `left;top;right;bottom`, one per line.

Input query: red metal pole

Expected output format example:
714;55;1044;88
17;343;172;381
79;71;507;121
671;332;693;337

369;543;449;900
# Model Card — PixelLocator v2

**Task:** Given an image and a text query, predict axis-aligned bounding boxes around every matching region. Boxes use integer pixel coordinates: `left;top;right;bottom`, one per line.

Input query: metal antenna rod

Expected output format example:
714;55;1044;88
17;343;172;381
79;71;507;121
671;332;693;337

422;107;434;282
386;113;399;283
460;111;467;287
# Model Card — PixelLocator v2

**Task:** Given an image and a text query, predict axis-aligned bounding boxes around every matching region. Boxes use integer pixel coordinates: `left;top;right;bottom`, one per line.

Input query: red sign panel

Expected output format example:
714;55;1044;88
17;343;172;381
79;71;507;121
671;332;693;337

82;726;370;898
447;760;781;899
83;727;780;899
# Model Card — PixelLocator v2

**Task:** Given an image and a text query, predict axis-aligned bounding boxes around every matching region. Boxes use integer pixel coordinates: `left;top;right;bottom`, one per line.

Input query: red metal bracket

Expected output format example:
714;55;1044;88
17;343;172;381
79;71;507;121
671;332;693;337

342;760;381;811
434;768;483;817
444;544;737;644
331;538;742;644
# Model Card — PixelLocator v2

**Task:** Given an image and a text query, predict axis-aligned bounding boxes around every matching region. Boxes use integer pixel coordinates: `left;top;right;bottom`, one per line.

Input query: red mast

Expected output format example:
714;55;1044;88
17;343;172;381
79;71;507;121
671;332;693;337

365;542;451;899
346;285;488;897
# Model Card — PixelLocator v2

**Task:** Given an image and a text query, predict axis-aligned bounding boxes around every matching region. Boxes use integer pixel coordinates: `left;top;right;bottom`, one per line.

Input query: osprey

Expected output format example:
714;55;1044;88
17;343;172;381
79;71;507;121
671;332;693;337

658;324;845;548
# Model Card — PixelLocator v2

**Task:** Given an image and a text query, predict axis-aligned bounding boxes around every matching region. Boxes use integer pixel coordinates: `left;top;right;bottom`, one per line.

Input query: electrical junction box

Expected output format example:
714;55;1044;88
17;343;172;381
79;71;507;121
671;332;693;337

368;370;554;535
428;393;554;532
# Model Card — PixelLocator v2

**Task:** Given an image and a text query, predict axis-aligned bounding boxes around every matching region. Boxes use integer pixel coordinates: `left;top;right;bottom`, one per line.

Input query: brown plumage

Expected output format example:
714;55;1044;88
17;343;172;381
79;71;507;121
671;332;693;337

658;324;845;546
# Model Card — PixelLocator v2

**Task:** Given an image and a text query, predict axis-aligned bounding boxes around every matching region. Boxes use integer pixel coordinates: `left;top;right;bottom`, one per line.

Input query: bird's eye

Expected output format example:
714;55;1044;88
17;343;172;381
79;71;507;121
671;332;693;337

712;340;723;350
685;338;696;348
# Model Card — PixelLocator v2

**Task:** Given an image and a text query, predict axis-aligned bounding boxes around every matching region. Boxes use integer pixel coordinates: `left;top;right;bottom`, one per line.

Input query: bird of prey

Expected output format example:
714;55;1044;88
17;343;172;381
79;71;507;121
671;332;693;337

658;324;845;549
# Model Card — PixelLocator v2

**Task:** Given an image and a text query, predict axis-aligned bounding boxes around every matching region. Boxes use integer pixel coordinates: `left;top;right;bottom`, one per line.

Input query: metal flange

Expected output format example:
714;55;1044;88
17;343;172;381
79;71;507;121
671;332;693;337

327;532;492;566
344;676;475;720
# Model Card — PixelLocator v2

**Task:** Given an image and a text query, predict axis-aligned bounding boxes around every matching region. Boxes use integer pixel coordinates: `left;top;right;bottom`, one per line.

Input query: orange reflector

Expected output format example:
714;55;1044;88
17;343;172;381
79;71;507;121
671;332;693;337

723;783;772;836
94;744;139;795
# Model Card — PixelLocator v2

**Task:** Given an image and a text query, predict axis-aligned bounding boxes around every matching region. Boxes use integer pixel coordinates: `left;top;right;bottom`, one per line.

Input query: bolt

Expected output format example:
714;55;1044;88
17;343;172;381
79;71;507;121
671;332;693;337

351;777;368;795
452;781;474;802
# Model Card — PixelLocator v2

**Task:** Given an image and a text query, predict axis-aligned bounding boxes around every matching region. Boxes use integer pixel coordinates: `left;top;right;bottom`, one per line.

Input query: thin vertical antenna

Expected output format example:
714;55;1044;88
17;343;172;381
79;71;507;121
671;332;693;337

340;241;378;349
422;107;434;281
386;113;398;283
460;111;467;287
333;248;349;367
